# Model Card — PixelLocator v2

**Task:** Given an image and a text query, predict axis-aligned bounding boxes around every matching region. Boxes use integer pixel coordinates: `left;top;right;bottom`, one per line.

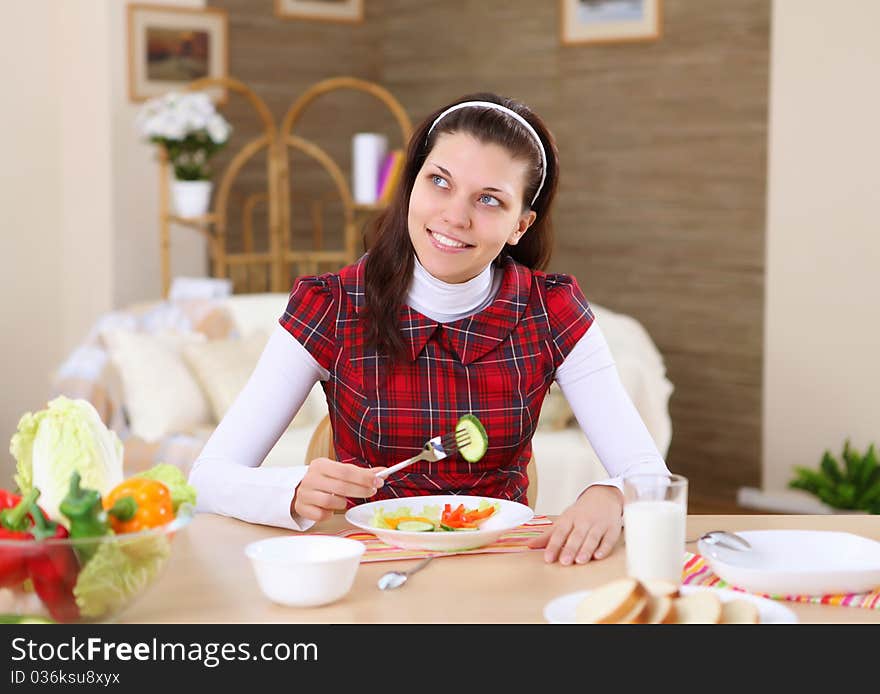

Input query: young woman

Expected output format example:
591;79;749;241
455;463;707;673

190;92;670;565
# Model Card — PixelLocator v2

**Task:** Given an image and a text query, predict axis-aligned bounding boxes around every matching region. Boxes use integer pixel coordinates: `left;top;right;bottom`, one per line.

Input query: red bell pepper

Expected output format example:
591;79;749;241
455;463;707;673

0;489;25;515
27;505;81;623
441;503;475;528
448;504;466;523
440;502;496;529
0;489;40;588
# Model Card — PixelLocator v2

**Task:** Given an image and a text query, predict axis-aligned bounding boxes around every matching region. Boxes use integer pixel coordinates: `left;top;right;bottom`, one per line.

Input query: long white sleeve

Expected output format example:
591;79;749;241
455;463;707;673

188;324;328;529
555;321;670;500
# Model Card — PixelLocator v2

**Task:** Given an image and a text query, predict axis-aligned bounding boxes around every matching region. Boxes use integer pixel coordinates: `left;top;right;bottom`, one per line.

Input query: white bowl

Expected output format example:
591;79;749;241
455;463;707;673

244;535;365;607
345;495;534;552
697;529;880;596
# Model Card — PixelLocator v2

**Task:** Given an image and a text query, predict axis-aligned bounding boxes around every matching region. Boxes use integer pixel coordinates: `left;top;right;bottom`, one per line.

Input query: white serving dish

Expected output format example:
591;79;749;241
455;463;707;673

697;529;880;596
244;535;365;607
543;585;797;624
345;495;534;552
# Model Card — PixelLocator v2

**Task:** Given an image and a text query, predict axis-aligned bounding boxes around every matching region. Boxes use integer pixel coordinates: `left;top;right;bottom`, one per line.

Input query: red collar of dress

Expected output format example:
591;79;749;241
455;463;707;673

340;254;533;365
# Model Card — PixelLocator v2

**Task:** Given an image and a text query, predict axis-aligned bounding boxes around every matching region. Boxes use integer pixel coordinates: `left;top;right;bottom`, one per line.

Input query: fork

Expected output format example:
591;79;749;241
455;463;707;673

375;428;471;479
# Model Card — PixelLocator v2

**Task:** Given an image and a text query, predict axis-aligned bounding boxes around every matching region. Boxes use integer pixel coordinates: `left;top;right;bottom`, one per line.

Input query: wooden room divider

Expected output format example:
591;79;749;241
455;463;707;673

157;76;413;297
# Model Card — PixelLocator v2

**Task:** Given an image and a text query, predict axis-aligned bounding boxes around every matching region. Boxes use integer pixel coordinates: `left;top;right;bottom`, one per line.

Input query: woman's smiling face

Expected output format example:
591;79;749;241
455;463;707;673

407;132;537;284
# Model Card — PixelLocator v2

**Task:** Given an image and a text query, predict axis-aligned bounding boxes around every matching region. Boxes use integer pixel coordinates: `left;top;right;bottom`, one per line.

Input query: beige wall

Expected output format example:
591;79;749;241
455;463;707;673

0;2;64;482
763;0;880;492
109;0;208;308
0;0;207;482
57;0;114;371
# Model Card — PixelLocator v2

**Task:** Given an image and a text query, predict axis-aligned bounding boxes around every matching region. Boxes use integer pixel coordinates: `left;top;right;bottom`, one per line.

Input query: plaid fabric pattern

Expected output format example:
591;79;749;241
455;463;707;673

280;254;594;506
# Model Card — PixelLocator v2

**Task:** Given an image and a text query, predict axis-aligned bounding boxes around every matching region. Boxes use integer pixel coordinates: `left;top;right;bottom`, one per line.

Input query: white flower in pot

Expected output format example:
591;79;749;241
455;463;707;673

136;91;232;218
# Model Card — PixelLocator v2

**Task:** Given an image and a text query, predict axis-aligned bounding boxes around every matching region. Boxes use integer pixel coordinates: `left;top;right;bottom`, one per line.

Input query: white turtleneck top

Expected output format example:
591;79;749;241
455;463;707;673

189;258;669;529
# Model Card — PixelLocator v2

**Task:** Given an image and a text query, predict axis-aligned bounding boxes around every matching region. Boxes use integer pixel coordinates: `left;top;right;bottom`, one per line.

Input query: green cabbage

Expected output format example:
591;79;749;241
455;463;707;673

9;396;123;522
72;533;171;619
136;463;197;512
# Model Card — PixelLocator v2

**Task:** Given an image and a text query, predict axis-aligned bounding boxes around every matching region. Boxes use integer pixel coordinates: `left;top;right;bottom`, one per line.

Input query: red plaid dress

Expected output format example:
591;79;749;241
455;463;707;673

279;254;594;507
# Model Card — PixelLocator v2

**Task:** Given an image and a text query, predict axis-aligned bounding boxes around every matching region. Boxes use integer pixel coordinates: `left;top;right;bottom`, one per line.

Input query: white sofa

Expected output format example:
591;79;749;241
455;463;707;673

52;285;673;516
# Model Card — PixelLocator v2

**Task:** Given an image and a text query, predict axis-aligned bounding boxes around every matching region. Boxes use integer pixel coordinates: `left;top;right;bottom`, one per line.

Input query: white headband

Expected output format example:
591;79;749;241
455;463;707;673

427;100;547;207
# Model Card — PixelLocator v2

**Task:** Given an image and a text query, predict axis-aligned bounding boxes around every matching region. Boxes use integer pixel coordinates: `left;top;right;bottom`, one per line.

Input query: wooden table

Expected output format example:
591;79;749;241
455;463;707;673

123;514;880;624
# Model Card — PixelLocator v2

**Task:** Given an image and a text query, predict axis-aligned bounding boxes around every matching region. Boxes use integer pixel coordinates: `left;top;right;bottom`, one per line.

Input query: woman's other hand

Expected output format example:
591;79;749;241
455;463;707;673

292;458;386;522
527;485;623;565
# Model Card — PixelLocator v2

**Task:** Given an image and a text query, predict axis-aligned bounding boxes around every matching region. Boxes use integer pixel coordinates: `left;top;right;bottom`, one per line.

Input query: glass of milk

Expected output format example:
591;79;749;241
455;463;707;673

623;474;688;585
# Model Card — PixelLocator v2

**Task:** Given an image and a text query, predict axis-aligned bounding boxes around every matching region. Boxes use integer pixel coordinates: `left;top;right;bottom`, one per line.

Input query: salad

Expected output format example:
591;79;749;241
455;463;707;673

370;500;500;532
2;397;196;623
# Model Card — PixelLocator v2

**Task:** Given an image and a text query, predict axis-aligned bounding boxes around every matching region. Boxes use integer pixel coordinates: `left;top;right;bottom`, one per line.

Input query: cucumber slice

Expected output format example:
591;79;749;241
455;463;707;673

396;520;435;532
455;414;488;462
440;524;478;532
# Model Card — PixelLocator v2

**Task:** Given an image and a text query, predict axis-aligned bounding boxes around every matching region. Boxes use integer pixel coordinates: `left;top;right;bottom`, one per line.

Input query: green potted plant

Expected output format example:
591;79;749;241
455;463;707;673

789;440;880;513
136;91;231;218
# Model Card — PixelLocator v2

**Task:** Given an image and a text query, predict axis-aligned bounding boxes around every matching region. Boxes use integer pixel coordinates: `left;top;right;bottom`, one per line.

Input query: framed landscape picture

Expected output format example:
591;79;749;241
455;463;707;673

128;4;229;102
275;0;364;24
560;0;662;45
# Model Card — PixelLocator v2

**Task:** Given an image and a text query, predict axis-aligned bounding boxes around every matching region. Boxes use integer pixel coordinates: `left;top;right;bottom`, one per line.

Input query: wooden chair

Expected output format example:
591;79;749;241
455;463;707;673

305;414;538;509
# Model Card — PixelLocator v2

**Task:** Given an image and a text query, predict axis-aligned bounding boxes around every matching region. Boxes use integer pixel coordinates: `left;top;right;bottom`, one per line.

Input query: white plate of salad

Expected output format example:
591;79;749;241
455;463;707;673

345;495;534;552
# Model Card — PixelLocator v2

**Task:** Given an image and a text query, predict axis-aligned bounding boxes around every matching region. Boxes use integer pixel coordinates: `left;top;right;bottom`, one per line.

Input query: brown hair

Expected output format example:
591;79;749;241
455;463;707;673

363;92;560;360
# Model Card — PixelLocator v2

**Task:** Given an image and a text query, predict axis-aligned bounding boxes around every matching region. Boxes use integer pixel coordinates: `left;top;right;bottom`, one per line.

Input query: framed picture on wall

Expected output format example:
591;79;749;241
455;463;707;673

127;4;229;103
560;0;662;45
275;0;364;24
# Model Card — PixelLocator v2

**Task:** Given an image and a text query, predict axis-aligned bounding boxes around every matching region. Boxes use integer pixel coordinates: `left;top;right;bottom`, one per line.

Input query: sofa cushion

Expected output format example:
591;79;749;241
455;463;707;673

182;330;328;430
102;330;212;442
182;331;269;424
223;293;290;337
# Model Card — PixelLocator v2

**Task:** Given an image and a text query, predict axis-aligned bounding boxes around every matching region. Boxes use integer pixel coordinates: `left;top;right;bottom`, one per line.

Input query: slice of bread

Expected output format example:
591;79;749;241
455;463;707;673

673;591;723;624
642;579;680;599
720;599;760;624
575;578;647;624
618;594;651;624
643;595;677;624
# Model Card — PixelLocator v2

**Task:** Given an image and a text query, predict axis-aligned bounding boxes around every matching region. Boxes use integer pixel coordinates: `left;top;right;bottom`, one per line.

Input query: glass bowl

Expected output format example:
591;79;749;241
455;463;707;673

0;504;193;624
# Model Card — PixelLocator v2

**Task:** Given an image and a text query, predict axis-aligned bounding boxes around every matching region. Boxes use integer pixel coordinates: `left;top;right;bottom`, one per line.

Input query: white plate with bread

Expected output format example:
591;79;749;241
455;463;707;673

543;577;797;624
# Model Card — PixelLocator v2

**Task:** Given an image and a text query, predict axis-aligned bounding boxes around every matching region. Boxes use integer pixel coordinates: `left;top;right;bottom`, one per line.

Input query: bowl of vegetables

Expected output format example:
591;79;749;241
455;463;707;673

2;397;195;624
345;495;534;552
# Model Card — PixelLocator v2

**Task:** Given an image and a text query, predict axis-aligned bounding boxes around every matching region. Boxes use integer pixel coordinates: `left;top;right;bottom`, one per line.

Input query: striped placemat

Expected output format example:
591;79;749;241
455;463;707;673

682;552;880;609
333;516;553;563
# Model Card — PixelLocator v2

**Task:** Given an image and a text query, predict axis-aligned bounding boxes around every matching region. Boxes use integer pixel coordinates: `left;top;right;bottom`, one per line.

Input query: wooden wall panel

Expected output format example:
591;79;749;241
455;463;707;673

211;0;770;507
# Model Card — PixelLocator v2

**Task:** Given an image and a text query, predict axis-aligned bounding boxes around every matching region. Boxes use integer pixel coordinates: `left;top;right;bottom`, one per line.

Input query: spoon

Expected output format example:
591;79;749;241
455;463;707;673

696;530;752;551
377;556;436;590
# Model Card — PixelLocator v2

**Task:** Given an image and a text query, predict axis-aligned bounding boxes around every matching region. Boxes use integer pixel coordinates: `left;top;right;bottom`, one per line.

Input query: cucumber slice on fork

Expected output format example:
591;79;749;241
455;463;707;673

455;414;488;463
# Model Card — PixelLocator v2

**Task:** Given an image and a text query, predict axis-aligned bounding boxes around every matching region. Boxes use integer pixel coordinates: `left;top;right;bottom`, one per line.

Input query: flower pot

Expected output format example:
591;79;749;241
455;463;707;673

171;180;212;218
